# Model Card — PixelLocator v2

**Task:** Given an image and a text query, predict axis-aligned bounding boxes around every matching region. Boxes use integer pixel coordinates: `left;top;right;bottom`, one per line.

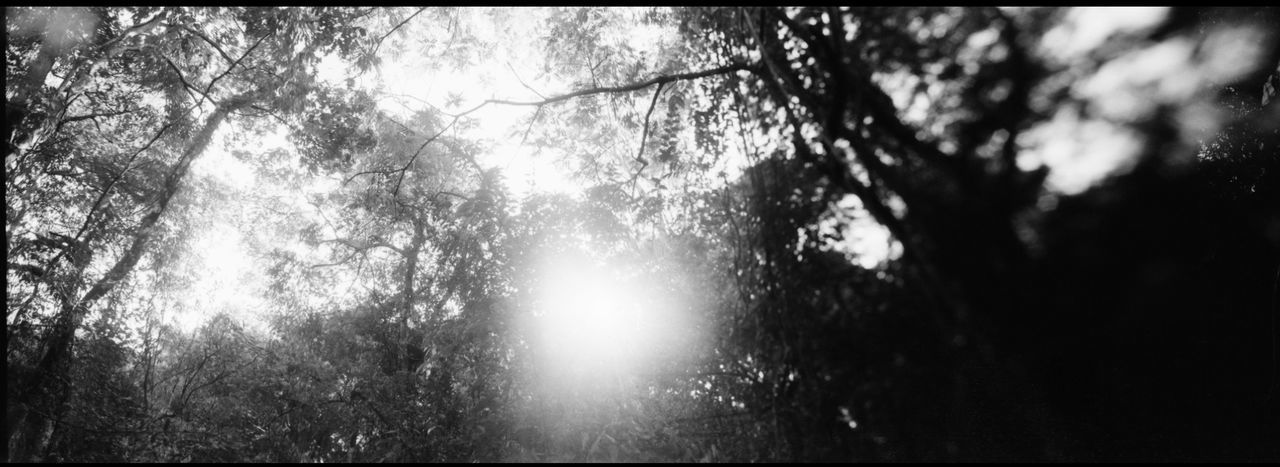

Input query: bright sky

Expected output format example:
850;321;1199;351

174;6;1249;337
326;7;581;199
176;131;269;333
176;8;627;332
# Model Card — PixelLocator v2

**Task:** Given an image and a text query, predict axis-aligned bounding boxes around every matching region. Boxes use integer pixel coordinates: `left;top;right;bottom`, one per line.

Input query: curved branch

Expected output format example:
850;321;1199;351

518;106;542;147
80;92;254;307
196;30;272;109
507;61;547;100
342;116;458;192
162;55;206;104
474;62;756;110
371;8;427;57
636;82;665;164
628;82;665;185
320;237;405;257
43;119;176;279
181;24;235;64
347;63;755;194
57;107;141;130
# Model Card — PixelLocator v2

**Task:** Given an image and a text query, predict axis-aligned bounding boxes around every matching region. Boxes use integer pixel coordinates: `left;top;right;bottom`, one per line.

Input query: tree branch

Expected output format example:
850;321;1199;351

78;93;254;307
57;107;141;129
347;63;754;195
342;116;457;191
474;63;756;109
308;251;362;269
181;24;235;64
162;55;203;104
197;31;272;109
320;237;405;257
371;8;427;57
636;82;664;165
628;82;665;185
518;107;542;147
42;119;176;279
507;61;547;100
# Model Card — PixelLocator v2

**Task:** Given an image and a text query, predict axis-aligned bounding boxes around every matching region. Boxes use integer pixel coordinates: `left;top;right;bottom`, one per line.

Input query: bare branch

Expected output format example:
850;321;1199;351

347;63;754;197
474;62;756;110
635;82;665;166
56;107;141;131
79;93;254;307
344;112;463;193
371;8;428;57
518;107;542;147
308;251;361;269
181;25;235;64
320;237;405;257
44;119;176;277
507;61;547;100
161;55;203;104
434;190;471;201
197;31;272;109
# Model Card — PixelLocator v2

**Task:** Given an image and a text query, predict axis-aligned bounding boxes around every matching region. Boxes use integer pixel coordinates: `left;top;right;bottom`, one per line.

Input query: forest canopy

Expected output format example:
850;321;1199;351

6;6;1279;462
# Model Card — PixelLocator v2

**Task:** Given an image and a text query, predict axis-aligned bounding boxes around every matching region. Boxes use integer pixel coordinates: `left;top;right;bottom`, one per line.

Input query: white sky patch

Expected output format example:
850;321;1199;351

490;141;577;198
1200;25;1272;84
1028;11;1270;195
193;141;258;191
1040;7;1170;61
16;7;97;52
715;139;750;183
315;53;349;86
170;223;264;333
363;8;693;199
372;28;582;197
816;194;901;269
625;20;671;54
169;130;274;333
1020;108;1145;195
1079;38;1197;122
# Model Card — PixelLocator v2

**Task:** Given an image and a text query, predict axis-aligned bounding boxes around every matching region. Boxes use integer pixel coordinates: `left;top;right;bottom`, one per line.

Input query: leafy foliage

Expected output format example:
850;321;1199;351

7;6;1278;463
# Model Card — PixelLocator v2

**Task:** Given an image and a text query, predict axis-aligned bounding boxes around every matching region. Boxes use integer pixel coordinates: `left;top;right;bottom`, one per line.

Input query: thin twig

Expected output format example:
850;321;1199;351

197;31;272;109
507;61;547;100
371;8;428;57
181;25;235;64
636;82;664;164
475;63;754;109
518;107;542;147
162;56;202;104
346;63;753;196
43;120;176;276
57;108;141;129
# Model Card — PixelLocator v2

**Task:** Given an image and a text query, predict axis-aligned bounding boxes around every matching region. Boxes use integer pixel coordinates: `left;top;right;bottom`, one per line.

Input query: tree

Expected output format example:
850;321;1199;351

651;6;1280;461
6;7;375;461
7;7;1277;462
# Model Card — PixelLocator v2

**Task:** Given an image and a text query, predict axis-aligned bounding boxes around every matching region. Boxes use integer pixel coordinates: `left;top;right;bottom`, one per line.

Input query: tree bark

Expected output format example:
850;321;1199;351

6;94;250;462
7;8;171;172
399;214;427;372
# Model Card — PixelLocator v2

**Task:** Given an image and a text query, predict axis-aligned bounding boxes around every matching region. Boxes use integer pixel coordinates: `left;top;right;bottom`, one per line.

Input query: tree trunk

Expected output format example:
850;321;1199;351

7;8;170;172
399;214;427;372
6;95;249;462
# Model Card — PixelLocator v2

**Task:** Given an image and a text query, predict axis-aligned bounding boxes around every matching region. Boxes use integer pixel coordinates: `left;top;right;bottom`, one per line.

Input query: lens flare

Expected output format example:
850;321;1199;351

533;251;652;377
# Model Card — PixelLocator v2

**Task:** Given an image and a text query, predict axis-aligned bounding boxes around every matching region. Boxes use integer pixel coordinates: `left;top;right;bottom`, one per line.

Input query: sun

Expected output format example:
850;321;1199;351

531;249;653;379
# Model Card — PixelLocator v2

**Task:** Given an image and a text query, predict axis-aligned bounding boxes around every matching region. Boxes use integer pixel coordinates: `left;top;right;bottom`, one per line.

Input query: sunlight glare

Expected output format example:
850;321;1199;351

172;223;262;333
531;249;658;384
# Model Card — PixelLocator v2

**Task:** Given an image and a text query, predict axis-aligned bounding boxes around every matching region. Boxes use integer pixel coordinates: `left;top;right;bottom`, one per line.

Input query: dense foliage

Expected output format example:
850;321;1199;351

7;6;1279;462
